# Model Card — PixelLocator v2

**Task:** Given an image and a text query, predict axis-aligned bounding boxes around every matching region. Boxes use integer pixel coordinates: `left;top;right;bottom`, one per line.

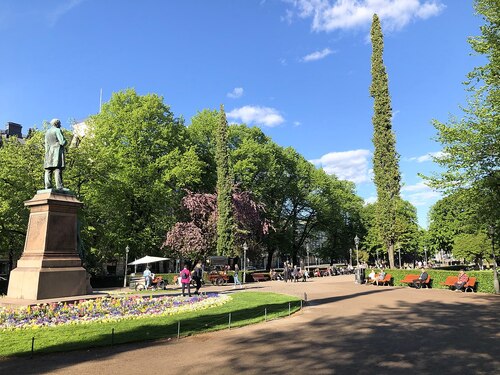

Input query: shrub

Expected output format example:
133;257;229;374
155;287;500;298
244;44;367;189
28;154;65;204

383;269;495;293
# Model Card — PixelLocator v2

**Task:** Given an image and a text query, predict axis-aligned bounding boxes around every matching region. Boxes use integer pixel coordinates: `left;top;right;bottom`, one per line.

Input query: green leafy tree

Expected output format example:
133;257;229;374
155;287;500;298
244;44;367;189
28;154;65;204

188;109;366;268
453;232;490;265
427;0;499;231
394;199;420;264
361;199;419;267
0;130;45;271
77;89;203;267
314;177;364;265
427;192;475;255
361;203;384;262
370;14;402;269
186;109;219;192
215;105;234;256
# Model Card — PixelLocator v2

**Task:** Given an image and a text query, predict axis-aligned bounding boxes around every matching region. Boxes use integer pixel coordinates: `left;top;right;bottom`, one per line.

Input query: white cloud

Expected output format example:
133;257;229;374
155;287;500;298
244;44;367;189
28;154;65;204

293;121;301;126
401;181;428;192
364;196;377;205
311;149;371;184
301;47;334;62
282;9;294;24
47;0;85;26
401;180;441;206
408;151;445;163
227;87;244;99
289;0;445;32
227;106;285;127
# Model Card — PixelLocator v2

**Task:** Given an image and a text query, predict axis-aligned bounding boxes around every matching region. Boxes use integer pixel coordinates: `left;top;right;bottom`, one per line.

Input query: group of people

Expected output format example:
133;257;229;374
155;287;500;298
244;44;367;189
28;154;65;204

179;263;204;296
269;264;347;282
143;263;204;297
279;263;310;283
366;268;387;285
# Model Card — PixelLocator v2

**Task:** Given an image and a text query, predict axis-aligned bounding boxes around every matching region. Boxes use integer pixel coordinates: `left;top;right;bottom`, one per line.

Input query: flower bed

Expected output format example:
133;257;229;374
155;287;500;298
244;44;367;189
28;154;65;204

0;293;230;330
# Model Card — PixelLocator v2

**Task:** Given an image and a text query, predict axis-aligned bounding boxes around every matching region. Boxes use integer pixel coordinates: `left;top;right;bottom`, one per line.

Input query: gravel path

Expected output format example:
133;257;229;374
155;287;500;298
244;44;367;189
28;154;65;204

1;275;499;375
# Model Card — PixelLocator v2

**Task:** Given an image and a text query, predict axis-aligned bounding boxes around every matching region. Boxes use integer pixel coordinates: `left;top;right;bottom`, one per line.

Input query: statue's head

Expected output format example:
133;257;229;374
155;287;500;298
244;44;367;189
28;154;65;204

50;118;61;128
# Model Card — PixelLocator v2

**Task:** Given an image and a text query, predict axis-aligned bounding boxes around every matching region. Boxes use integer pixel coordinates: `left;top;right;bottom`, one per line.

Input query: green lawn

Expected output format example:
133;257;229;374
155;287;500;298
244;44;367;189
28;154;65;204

0;292;300;358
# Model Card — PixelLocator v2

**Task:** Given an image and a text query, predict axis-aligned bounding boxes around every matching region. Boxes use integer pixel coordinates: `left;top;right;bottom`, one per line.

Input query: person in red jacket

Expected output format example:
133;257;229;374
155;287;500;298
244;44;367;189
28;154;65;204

179;265;191;297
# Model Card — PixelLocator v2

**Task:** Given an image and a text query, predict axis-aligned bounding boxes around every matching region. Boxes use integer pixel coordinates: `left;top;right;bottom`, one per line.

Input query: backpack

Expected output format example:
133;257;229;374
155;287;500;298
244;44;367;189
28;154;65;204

181;271;189;280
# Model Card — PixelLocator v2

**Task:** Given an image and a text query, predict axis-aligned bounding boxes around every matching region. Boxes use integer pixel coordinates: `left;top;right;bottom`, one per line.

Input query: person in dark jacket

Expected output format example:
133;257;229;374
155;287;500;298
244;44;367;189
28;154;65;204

412;268;429;288
192;262;203;295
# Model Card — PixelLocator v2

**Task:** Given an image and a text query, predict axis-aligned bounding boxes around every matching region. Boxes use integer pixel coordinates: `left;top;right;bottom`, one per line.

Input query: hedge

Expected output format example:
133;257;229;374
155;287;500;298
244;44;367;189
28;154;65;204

372;269;496;294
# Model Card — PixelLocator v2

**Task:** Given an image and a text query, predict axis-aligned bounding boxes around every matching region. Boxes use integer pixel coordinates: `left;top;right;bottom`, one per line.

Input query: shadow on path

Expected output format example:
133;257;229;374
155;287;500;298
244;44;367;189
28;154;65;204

225;298;500;374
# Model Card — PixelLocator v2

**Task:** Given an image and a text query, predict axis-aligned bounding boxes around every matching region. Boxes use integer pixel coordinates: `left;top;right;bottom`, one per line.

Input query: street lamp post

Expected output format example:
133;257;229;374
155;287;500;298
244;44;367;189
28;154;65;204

354;235;360;268
123;245;129;288
306;242;310;271
376;248;379;267
488;226;499;294
349;248;352;268
398;245;402;269
243;242;248;284
424;246;428;265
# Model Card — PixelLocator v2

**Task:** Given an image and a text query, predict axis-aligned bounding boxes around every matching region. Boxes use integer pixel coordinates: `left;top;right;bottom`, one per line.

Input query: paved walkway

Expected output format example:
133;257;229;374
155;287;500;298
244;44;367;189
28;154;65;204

1;275;499;375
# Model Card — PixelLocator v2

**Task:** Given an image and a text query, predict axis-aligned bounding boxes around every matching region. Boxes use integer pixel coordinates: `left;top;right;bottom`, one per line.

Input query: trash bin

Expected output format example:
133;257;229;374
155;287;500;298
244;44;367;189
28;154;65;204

355;267;366;284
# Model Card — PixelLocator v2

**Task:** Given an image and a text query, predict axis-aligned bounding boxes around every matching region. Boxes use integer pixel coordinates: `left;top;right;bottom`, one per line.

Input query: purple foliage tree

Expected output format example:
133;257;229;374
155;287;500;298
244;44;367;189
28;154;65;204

163;188;269;260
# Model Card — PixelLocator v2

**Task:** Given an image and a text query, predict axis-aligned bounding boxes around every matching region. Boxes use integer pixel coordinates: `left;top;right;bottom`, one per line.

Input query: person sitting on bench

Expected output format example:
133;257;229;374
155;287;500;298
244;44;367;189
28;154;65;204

367;269;376;284
374;269;386;285
412;268;428;288
454;270;469;292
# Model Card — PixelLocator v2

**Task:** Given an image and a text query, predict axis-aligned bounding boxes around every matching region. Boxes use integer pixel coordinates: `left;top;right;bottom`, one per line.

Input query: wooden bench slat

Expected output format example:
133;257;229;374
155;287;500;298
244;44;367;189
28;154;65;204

400;274;419;283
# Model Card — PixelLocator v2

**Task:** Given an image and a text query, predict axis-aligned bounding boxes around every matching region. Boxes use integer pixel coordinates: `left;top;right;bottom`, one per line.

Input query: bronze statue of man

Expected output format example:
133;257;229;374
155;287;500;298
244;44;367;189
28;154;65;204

44;118;67;190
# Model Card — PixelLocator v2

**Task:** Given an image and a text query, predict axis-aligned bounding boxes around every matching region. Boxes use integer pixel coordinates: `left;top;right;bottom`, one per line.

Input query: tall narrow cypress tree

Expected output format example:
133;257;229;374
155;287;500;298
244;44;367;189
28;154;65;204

215;104;234;256
370;14;401;269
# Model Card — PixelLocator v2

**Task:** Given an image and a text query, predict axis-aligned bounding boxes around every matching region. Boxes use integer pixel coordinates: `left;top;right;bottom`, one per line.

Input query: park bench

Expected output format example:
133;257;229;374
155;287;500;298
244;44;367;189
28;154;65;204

252;273;269;282
400;274;431;289
440;276;477;292
370;273;392;286
208;271;229;286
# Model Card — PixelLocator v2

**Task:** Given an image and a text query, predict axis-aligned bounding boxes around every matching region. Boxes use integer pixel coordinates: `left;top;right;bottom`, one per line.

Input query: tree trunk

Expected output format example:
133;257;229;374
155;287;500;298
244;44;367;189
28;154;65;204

266;248;275;270
388;242;395;269
8;248;14;275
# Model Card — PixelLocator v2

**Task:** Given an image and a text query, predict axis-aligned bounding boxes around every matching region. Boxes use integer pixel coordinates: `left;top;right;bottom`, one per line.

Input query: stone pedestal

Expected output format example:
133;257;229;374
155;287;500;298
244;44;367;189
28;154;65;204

6;190;89;300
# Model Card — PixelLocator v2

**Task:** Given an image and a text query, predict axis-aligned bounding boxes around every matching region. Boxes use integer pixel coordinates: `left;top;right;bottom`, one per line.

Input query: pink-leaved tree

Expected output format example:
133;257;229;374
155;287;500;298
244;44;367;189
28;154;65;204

163;187;270;261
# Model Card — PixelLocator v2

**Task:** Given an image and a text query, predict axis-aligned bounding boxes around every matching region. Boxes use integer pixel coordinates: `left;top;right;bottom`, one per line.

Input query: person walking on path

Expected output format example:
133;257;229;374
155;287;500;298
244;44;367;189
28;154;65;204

292;265;299;282
143;267;152;289
179;265;191;297
192;262;203;295
233;264;242;288
283;262;289;283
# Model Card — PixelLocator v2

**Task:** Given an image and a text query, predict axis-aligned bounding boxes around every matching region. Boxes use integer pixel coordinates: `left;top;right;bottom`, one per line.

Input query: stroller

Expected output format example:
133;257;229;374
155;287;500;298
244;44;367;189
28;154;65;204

135;275;166;291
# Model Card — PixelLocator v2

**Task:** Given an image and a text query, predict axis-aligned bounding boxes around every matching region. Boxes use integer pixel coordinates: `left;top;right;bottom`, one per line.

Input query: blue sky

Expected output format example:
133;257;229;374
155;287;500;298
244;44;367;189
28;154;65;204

0;1;484;227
